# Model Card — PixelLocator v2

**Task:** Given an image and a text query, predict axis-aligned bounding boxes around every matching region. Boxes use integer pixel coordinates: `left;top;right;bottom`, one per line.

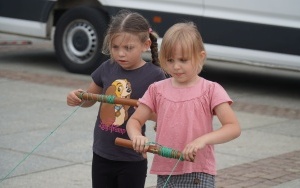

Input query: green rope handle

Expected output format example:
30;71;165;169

146;142;184;161
79;91;86;100
79;92;116;104
106;95;115;104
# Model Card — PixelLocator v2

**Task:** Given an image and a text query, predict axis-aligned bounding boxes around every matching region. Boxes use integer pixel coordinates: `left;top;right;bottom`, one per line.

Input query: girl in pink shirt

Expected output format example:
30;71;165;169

126;22;241;187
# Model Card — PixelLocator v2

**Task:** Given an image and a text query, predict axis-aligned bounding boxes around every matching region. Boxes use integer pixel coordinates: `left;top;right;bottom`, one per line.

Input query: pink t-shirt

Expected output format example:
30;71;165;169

139;77;232;175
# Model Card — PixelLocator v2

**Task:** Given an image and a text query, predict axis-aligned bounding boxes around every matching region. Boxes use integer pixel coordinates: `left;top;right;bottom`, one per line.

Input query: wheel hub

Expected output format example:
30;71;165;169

72;30;89;51
64;21;98;64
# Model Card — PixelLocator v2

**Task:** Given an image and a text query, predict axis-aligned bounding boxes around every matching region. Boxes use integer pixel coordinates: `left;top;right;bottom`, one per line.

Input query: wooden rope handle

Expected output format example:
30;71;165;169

75;91;138;106
115;137;193;162
115;137;160;155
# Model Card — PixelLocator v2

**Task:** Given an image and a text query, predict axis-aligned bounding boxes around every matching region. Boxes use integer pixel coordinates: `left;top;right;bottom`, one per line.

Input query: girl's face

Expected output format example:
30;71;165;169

111;32;150;70
165;44;205;87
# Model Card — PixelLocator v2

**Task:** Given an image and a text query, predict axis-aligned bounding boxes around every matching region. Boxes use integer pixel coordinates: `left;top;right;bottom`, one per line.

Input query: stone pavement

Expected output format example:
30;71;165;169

0;44;300;187
216;151;300;187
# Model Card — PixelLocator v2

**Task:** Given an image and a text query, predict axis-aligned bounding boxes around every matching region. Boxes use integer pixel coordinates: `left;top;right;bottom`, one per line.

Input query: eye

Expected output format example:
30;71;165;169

167;58;174;63
180;58;188;63
112;45;118;49
125;46;134;51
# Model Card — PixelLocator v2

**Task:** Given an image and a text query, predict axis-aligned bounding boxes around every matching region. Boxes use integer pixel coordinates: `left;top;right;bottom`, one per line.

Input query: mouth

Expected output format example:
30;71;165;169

174;73;184;77
118;60;127;64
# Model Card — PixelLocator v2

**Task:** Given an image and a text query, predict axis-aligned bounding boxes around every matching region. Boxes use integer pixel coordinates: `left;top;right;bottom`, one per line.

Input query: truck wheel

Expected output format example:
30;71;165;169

54;6;109;74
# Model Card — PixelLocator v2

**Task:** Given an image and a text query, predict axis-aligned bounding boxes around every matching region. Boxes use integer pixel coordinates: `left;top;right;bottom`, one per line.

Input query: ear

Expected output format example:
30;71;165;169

143;39;151;52
197;51;207;73
199;50;206;61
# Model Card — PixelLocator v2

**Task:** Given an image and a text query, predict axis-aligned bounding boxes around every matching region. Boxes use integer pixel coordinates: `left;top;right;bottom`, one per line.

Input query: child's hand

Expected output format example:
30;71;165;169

132;135;149;154
182;137;206;162
67;89;84;106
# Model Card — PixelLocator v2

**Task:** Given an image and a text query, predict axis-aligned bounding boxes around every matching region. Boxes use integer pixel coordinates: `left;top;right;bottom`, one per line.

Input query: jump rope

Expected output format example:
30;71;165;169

0;91;192;187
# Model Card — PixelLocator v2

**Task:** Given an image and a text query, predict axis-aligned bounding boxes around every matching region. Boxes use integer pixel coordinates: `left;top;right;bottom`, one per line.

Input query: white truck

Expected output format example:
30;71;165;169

1;0;299;74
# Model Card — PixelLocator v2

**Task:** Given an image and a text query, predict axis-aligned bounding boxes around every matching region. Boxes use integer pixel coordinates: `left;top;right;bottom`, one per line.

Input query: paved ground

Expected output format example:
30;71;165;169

216;151;300;187
0;35;300;187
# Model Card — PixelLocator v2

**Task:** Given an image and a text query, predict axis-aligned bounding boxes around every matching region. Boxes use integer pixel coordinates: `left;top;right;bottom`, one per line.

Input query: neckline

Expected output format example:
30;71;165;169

169;76;202;89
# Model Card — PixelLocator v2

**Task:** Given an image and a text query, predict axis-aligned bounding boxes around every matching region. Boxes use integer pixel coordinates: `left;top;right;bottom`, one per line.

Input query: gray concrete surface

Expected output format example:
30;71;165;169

1;33;300;187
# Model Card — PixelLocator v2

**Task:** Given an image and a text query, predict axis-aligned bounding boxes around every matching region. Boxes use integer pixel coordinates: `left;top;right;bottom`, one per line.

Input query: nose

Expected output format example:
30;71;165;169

118;49;125;57
173;62;180;69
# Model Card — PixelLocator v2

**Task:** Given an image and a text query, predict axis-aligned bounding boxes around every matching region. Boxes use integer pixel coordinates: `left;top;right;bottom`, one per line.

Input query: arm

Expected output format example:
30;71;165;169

148;112;157;122
134;101;157;122
126;103;153;153
182;102;241;161
67;81;102;107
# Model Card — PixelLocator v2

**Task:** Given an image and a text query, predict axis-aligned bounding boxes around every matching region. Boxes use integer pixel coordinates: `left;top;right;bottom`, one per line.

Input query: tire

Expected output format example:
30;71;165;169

54;6;109;74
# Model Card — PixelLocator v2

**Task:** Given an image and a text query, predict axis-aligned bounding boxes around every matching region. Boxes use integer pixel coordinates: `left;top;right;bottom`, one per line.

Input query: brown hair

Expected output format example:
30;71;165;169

102;9;159;66
159;22;206;74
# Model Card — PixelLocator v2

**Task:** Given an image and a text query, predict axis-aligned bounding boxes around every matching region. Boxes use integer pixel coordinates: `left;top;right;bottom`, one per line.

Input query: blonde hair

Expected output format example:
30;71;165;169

102;9;159;66
159;22;206;74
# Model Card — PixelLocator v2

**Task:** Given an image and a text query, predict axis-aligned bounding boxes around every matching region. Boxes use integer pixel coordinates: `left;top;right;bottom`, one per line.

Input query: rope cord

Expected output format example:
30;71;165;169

163;156;183;188
0;102;84;183
1;103;184;186
79;92;115;104
147;142;184;161
145;142;184;187
106;95;115;104
159;147;184;161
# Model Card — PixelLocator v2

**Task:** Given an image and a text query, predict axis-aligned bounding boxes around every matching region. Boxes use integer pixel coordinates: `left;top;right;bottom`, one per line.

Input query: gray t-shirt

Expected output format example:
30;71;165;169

91;59;166;161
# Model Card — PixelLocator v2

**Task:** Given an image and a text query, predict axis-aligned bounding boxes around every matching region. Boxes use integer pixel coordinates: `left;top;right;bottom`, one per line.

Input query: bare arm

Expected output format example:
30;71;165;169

182;102;241;161
67;81;102;107
126;103;153;152
134;101;156;122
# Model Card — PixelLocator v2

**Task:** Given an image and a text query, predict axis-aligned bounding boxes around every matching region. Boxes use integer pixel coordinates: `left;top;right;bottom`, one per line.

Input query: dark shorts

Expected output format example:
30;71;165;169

157;172;215;188
92;152;147;188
